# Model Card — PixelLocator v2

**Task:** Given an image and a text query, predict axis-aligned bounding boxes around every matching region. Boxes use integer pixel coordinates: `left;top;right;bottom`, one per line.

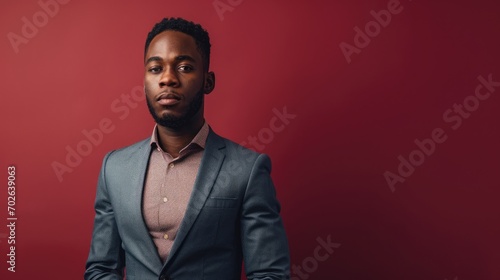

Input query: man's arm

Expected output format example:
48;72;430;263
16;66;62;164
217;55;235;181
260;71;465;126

84;152;125;280
241;154;290;280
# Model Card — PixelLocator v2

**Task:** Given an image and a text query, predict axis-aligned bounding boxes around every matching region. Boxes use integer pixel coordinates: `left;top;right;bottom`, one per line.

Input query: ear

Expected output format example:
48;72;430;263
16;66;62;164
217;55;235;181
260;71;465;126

204;71;215;94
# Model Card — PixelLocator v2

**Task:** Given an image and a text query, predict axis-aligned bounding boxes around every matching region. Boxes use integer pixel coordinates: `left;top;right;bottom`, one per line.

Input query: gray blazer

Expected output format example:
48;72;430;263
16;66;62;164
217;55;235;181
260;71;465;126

84;129;290;280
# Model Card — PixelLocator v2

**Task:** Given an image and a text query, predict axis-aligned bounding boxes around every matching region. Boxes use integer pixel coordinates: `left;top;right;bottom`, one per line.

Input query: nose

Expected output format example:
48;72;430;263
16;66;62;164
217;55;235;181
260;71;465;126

159;66;179;88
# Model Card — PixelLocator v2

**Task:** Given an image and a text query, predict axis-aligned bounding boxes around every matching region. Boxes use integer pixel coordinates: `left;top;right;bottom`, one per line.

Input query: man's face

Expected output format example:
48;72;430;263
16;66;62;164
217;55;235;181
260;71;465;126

144;30;208;129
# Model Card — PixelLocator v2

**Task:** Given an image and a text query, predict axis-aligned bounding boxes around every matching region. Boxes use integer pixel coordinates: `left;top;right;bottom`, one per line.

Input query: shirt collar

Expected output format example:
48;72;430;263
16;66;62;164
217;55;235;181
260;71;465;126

150;121;210;154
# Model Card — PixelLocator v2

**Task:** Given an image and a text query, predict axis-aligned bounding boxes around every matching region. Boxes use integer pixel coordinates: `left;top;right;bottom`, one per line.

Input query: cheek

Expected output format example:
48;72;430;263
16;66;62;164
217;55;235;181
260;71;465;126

144;86;156;104
144;77;155;89
144;79;158;95
184;76;204;91
144;72;160;85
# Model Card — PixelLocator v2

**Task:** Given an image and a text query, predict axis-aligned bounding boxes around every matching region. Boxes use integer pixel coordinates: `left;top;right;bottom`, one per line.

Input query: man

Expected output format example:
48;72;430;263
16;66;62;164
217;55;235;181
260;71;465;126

84;17;290;280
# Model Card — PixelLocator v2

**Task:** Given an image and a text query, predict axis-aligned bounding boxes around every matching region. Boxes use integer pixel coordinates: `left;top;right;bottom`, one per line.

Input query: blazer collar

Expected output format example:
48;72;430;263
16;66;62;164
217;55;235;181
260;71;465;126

162;128;227;270
127;139;165;274
126;129;227;274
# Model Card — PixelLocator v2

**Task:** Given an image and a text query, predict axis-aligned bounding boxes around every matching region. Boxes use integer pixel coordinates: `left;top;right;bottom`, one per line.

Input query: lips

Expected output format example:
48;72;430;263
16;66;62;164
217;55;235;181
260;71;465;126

157;92;181;106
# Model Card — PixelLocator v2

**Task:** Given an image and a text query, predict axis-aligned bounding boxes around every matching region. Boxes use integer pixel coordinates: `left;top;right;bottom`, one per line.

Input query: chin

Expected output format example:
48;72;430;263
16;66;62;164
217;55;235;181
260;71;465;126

159;111;181;120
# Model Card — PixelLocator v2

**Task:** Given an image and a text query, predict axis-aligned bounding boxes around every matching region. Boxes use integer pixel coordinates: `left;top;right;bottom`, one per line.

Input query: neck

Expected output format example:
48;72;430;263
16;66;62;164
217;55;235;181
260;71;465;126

156;116;204;158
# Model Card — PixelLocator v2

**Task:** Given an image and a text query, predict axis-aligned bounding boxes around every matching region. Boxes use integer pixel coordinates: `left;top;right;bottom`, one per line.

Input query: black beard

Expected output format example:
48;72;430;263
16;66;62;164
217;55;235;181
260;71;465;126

146;88;204;129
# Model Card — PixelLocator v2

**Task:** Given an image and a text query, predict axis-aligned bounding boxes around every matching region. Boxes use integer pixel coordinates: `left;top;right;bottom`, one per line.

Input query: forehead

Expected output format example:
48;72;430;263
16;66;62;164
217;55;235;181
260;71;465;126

145;30;200;61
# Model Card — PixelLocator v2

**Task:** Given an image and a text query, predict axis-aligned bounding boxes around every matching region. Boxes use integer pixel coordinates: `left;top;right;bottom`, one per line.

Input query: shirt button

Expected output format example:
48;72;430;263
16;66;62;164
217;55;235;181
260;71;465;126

169;163;174;168
163;197;168;203
163;234;169;240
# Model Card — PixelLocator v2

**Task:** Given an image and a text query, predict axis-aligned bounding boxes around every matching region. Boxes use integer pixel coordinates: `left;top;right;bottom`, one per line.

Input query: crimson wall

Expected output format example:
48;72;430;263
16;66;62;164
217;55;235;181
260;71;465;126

1;0;499;279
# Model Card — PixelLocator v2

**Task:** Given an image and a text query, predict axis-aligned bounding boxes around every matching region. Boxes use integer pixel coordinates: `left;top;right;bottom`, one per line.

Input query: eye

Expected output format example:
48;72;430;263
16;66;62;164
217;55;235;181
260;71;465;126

148;66;162;74
178;65;193;73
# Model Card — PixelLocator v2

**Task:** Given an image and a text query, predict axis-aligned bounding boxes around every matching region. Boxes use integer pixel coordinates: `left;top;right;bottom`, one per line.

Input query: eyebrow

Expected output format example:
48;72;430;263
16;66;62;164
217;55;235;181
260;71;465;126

145;56;162;65
175;55;197;64
145;55;196;65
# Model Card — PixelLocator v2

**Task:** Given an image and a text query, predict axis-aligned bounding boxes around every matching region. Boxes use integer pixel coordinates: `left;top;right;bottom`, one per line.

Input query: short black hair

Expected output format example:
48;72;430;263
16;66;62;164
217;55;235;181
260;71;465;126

145;17;211;71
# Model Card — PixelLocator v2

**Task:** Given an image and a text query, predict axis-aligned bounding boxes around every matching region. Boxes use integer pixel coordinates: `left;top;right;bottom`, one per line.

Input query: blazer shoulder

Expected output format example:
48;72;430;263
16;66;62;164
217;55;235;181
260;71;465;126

105;137;150;163
209;130;264;165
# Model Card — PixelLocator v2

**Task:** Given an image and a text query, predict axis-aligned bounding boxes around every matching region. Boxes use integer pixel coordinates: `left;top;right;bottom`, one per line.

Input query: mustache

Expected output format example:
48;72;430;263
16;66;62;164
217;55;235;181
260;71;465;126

156;91;181;101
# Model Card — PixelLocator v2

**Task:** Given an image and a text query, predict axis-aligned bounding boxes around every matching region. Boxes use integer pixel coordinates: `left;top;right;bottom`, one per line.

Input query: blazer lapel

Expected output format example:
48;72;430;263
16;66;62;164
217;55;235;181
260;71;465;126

124;139;164;274
163;129;226;268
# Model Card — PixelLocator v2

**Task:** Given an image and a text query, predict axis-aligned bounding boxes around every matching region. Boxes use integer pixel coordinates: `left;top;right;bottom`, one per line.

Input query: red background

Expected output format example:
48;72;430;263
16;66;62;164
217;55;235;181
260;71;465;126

1;0;499;279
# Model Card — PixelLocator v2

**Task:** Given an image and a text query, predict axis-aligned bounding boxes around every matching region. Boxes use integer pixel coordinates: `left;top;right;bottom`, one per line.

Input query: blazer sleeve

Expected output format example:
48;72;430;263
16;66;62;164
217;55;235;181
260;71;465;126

241;153;291;280
84;151;125;280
